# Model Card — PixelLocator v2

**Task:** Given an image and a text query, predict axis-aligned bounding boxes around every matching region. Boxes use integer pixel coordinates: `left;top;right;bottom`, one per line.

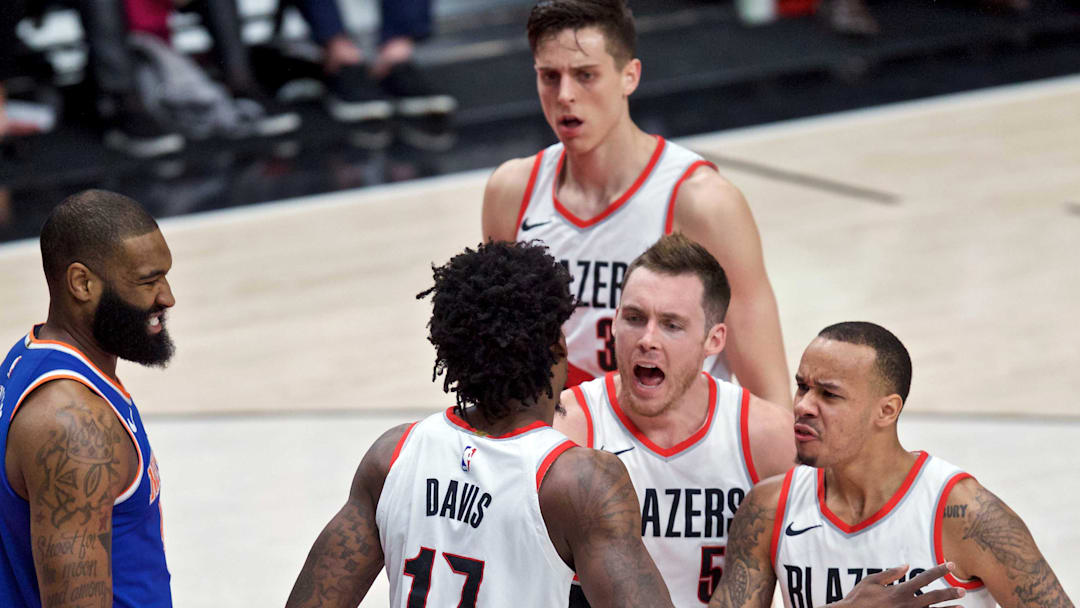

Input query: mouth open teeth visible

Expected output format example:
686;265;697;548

149;316;161;327
634;364;665;387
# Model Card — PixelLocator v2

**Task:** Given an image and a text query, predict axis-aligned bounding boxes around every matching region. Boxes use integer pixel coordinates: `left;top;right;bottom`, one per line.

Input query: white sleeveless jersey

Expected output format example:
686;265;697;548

514;136;729;387
772;453;994;608
571;372;758;606
376;407;575;608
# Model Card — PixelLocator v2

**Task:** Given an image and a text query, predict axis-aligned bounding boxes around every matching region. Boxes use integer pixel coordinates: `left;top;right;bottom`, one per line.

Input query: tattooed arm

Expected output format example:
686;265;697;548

285;423;408;608
942;477;1073;608
539;447;674;608
708;477;781;608
5;380;139;608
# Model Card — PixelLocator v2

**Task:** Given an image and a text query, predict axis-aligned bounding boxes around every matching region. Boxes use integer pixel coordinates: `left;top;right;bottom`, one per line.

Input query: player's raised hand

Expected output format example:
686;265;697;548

833;563;964;608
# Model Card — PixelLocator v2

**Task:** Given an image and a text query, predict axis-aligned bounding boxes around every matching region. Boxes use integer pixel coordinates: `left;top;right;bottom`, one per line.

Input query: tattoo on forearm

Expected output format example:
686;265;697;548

962;487;1072;607
710;499;773;608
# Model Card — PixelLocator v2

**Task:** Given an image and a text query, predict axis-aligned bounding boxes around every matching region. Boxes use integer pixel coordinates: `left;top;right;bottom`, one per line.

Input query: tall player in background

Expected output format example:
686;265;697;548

554;234;795;607
0;190;174;608
482;0;790;406
285;241;675;608
708;322;1072;608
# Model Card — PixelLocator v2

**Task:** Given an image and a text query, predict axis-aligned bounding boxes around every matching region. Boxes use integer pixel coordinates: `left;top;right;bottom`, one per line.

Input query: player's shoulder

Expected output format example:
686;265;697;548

554;386;591;446
540;445;627;504
745;467;792;508
747;393;793;438
350;421;419;500
486;154;542;198
670;164;753;235
10;377;112;430
483;154;545;241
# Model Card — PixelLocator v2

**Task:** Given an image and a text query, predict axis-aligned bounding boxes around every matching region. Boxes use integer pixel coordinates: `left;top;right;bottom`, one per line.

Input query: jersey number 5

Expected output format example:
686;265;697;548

698;546;725;603
403;546;485;607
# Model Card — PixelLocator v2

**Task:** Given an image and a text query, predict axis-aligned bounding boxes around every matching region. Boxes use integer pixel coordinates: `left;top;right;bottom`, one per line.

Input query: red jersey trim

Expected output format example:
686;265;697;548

738;388;759;484
570;385;594;448
552;136;667;229
771;467;796;567
566;361;594;390
26;325;132;401
664;160;716;234
933;472;984;589
604;371;718;458
515;150;546;235
445;407;549;439
536;440;577;490
817;451;929;534
388;422;418;470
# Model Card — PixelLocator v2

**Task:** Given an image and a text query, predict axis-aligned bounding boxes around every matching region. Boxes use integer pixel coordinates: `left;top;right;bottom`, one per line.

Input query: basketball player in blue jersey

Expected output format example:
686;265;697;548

286;241;675;608
708;323;1072;608
482;0;790;406
0;190;174;608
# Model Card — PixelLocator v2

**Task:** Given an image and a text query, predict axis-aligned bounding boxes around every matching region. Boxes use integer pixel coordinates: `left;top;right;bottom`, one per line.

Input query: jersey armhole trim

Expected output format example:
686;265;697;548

738;388;759;484
514;150;546;236
388;421;418;471
536;440;577;490
933;472;983;589
664;160;717;234
570;384;593;448
770;467;796;568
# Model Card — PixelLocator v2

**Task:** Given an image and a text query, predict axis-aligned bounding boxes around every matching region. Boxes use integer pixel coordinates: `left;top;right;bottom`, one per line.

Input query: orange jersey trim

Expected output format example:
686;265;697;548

604;371;718;458
771;467;796;567
535;440;576;490
817;451;929;534
664;160;717;234
388;422;418;470
569;384;593;448
26;325;132;400
738;388;759;484
515;149;546;234
933;472;984;589
445;407;549;439
552;136;667;229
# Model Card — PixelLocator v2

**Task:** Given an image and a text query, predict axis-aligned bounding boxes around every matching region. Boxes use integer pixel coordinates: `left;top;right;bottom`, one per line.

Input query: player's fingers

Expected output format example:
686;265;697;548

909;586;964;607
865;564;909;586
899;562;953;592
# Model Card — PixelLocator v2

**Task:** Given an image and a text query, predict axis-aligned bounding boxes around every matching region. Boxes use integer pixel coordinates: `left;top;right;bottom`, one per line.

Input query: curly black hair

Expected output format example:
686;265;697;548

417;240;575;422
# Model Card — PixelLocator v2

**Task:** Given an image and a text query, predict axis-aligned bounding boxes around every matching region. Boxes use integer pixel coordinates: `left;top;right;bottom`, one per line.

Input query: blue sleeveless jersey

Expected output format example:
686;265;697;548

0;326;172;608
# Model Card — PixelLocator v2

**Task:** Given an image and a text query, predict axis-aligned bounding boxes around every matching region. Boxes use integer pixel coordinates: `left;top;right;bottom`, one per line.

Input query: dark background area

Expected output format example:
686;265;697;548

1;0;1078;243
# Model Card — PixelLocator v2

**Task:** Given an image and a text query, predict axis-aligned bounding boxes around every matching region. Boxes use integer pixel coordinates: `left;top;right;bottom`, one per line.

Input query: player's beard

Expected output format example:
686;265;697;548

92;285;174;367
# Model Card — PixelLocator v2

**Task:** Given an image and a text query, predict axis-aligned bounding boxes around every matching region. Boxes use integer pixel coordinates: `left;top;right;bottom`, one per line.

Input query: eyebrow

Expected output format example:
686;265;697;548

135;269;166;282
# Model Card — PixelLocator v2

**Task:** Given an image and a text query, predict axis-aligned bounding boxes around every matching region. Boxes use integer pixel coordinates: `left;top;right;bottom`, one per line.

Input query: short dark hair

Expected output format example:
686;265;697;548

818;322;912;403
40;189;159;285
527;0;637;67
417;241;576;422
624;233;731;327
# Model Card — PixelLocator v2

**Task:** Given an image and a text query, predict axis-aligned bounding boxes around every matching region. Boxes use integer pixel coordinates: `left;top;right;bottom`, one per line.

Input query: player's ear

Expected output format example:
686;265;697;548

704;322;726;356
66;262;101;304
874;394;903;427
623;58;641;96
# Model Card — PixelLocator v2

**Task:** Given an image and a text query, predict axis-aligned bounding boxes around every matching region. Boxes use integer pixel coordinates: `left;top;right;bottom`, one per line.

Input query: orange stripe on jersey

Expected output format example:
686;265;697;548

10;373;103;421
553;136;667;229
605;371;718;458
570;384;593;448
738;388;759;484
771;467;796;567
664;160;717;234
388;422;418;470
818;451;929;534
933;472;984;589
535;440;576;490
515;149;546;234
445;407;549;439
26;327;132;400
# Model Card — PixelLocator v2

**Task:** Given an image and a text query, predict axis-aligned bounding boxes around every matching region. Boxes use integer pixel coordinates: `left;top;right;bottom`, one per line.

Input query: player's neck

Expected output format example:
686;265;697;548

558;124;655;217
822;442;918;525
615;372;711;449
462;398;556;437
38;312;119;379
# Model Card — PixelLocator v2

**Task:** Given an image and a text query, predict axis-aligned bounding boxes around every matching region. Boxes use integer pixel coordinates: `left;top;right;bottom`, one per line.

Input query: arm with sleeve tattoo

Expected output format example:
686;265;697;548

7;381;139;608
539;447;674;608
708;480;779;608
943;478;1073;608
285;424;409;608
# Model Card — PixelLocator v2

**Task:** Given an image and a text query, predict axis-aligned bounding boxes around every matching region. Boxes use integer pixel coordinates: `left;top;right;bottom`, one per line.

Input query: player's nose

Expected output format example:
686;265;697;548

157;278;176;309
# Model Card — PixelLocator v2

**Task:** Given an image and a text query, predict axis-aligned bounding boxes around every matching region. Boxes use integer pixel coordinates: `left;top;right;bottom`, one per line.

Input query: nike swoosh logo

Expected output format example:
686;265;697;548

613;447;635;456
785;523;822;536
520;218;552;231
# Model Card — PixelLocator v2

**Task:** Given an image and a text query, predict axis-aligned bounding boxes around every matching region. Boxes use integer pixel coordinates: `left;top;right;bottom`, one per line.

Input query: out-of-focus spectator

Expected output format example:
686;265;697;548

818;0;1032;37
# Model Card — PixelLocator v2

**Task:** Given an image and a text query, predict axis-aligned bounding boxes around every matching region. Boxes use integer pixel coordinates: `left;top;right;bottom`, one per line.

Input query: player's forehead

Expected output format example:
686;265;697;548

796;338;876;387
111;230;172;280
533;26;615;68
620;268;705;318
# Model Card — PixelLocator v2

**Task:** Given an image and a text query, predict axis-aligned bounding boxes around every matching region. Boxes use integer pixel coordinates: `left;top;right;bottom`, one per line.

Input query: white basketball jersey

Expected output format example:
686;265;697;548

571;372;758;606
772;453;994;608
514;136;729;387
376;408;575;607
